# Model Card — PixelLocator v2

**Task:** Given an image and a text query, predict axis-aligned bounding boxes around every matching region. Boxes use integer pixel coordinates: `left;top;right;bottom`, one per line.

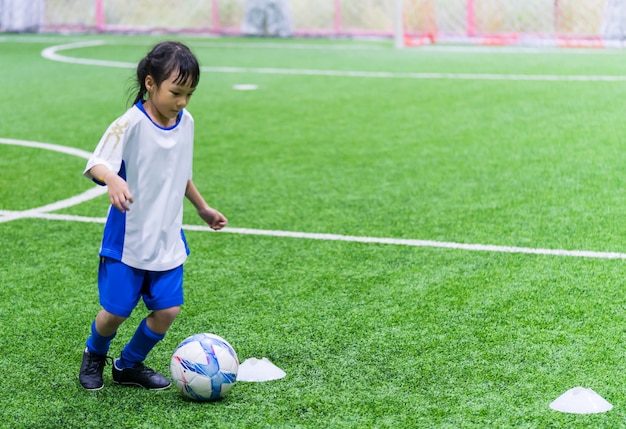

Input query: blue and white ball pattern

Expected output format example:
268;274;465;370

170;333;239;401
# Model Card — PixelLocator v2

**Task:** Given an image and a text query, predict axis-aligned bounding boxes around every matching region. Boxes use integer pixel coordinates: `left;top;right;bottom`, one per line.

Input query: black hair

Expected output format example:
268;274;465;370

131;41;200;106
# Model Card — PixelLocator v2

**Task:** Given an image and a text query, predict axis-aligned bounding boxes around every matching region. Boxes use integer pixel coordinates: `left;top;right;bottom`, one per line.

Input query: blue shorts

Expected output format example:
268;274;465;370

98;257;184;318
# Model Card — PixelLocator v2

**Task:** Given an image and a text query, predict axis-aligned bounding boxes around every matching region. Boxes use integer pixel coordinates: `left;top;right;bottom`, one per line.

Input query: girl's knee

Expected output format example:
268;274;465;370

148;306;181;333
96;309;127;335
157;306;181;321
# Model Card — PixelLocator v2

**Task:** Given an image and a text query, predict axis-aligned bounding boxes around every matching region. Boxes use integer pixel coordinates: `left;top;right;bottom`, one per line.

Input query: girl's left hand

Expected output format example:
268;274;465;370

198;207;228;230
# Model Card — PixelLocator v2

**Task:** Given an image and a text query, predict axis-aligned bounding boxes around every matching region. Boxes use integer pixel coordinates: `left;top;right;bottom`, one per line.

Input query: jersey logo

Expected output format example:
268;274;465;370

97;118;130;158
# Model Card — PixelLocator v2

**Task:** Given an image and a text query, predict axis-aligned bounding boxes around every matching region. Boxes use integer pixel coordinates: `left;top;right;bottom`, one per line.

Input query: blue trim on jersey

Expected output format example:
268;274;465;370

100;161;127;262
181;229;190;256
135;101;182;130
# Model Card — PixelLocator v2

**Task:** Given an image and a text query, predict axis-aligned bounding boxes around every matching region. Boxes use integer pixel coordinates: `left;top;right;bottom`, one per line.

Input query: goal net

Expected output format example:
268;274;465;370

2;0;626;48
401;0;626;48
1;0;396;37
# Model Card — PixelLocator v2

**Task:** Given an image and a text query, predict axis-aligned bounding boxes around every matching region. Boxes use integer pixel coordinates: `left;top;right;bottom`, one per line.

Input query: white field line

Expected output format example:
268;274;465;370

0;138;108;224
0;35;92;44
183;41;624;54
0;137;93;159
191;41;387;51
41;40;136;68
0;188;108;224
12;36;386;51
2;135;626;259
39;41;626;82
9;34;620;54
3;211;626;259
201;67;626;81
416;45;622;55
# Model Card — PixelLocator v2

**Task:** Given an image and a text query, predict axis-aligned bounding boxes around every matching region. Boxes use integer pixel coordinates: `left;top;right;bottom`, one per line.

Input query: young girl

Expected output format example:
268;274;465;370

79;41;227;390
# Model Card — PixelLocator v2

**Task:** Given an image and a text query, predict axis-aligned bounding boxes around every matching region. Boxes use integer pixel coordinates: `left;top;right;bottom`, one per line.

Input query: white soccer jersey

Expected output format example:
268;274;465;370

84;103;194;271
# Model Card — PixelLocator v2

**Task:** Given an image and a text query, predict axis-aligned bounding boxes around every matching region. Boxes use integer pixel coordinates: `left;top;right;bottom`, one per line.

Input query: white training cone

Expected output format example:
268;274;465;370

549;387;613;414
237;357;287;382
232;84;258;91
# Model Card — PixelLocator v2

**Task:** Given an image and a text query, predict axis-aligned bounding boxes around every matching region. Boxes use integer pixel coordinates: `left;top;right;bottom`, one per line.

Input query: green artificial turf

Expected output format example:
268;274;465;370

3;34;626;428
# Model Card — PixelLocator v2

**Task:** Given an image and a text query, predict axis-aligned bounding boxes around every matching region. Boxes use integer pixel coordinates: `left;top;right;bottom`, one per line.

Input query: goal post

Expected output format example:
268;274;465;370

0;0;44;32
601;0;626;40
393;0;404;49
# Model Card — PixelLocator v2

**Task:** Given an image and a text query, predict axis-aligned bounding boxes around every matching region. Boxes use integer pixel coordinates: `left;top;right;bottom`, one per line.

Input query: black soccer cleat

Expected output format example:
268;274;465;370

79;348;111;390
112;359;171;390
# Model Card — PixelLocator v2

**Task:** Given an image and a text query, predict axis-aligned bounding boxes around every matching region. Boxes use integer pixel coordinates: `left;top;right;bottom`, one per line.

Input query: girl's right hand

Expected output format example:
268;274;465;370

105;172;134;213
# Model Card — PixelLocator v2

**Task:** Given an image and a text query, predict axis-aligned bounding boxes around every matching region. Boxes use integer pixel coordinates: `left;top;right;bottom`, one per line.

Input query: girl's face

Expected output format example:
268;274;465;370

144;71;196;127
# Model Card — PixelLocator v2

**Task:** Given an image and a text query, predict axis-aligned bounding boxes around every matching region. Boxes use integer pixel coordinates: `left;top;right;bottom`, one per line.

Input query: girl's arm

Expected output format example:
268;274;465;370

185;180;228;230
88;164;134;213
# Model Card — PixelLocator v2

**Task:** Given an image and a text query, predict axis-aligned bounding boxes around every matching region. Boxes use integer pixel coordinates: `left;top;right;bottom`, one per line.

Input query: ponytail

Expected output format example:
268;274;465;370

132;57;150;105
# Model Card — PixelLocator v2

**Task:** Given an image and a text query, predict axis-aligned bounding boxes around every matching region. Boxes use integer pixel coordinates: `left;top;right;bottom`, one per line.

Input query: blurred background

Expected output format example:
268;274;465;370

2;0;625;48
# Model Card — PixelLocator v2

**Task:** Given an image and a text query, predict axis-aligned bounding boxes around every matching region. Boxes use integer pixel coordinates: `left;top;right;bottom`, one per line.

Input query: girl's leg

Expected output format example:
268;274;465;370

85;309;126;355
113;306;180;390
118;306;180;367
80;309;126;390
81;257;143;390
113;265;183;389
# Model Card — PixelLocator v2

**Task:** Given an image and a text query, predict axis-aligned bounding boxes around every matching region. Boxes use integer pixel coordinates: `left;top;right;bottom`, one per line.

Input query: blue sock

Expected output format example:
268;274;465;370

118;318;164;368
85;320;116;356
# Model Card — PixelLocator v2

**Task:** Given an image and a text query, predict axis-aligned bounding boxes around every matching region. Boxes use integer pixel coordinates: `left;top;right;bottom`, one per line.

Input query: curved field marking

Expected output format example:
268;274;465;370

40;41;626;82
41;40;135;68
3;138;626;259
0;137;93;158
0;138;108;224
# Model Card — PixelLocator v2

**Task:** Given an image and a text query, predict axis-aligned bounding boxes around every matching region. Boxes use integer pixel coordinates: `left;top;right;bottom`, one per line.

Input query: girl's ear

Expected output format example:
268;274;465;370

145;75;155;92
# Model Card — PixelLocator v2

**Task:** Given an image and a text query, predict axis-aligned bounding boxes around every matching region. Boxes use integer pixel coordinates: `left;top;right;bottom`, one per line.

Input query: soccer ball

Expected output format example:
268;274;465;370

170;333;239;401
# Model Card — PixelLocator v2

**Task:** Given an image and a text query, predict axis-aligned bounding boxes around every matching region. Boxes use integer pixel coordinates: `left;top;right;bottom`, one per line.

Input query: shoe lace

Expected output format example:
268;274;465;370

85;353;113;373
133;362;157;375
